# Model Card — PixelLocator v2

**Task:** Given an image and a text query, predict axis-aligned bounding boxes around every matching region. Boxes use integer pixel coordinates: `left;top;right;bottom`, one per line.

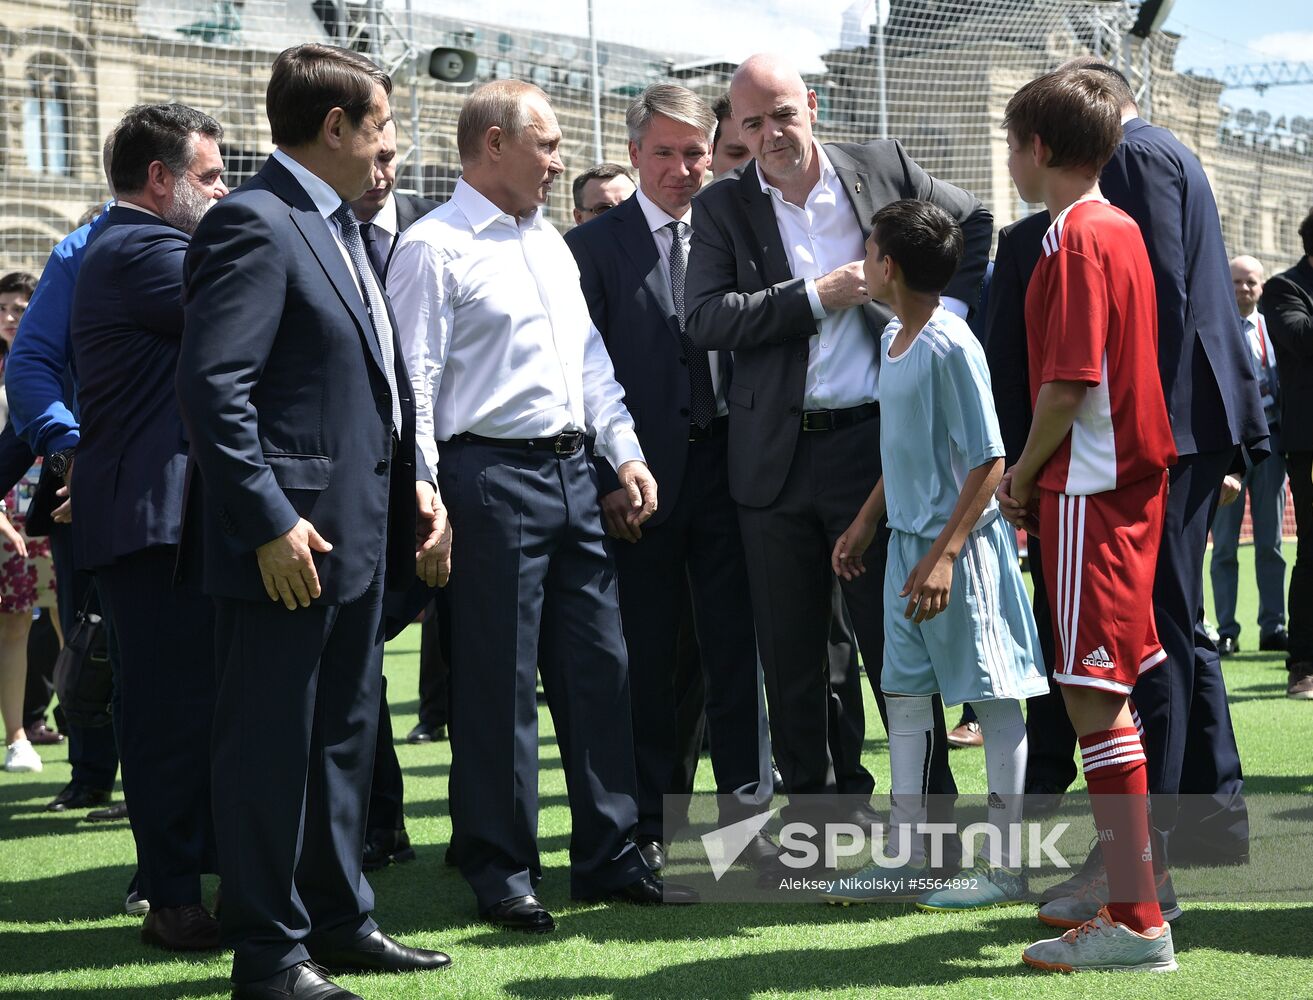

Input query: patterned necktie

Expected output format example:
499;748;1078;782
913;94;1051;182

359;221;389;288
332;203;403;435
667;221;715;429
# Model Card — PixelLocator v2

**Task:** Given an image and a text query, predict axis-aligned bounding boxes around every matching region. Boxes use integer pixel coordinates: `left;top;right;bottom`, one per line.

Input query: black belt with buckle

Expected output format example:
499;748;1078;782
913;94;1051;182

800;401;879;432
688;414;729;442
456;430;586;456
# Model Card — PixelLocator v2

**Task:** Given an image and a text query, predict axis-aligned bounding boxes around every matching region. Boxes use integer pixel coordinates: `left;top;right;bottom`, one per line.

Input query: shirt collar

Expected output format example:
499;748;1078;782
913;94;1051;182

755;141;835;200
273;148;342;221
360;192;398;237
634;186;691;233
452;177;536;235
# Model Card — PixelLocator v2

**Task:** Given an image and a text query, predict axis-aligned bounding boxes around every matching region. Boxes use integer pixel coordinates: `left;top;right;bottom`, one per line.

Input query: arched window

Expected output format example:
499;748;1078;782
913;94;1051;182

23;59;73;177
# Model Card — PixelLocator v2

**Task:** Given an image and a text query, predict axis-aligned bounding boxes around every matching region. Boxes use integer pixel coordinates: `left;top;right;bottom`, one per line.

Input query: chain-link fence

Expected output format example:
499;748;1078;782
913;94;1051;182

1;0;1310;276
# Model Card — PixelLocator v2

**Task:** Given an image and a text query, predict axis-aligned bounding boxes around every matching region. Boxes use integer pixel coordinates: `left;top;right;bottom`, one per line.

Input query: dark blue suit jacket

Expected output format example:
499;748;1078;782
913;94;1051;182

177;157;426;604
1101;118;1268;459
69;205;191;570
565;193;712;524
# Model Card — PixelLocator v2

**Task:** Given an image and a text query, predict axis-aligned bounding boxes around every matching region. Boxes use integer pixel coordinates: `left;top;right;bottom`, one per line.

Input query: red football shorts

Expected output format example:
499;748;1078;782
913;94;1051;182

1038;472;1169;696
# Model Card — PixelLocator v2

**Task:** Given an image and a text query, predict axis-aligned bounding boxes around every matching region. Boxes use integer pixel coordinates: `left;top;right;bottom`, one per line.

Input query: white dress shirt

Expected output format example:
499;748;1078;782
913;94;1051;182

389;178;645;475
633;187;727;416
1243;309;1279;421
756;144;970;409
757;145;878;410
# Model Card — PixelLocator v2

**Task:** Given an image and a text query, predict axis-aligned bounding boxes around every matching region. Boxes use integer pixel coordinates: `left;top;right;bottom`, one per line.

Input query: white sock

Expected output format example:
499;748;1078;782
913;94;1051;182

885;695;935;867
972;698;1028;869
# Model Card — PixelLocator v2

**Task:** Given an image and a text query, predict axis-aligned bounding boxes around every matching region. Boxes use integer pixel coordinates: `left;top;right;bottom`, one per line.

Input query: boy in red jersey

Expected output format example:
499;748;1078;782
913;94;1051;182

997;68;1179;973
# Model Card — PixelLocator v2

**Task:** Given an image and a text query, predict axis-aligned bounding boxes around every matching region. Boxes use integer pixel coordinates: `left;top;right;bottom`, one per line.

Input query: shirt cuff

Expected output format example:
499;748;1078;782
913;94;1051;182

805;278;826;322
940;296;970;320
600;428;646;471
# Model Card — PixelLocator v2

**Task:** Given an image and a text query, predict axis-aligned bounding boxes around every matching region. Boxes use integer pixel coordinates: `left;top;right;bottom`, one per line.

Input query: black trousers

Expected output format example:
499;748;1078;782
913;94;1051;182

417;599;451;728
96;545;216;907
213;572;385;984
366;678;405;834
49;524;118;791
22;609;59;731
1133;448;1248;858
609;433;771;839
1286;451;1313;666
1022;534;1078;793
735;417;957;813
440;440;649;911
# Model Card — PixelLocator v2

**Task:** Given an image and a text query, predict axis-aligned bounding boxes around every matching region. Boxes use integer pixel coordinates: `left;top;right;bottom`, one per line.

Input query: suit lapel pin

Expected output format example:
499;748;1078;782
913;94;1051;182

855;181;862;193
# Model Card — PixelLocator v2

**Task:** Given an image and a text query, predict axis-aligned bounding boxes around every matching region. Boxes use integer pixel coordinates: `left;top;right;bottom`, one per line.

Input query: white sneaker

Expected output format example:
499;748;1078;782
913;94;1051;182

4;739;42;772
1023;906;1177;972
125;889;150;916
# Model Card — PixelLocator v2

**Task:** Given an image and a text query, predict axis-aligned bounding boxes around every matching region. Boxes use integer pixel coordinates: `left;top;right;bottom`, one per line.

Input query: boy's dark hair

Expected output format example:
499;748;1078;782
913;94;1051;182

0;272;37;298
109;103;223;196
712;93;732;149
1003;68;1122;173
1300;207;1313;258
267;43;391;148
571;162;633;210
869;199;963;295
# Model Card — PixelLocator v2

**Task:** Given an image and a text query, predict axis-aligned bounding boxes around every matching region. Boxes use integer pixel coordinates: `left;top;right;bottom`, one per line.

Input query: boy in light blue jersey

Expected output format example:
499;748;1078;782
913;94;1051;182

823;200;1047;911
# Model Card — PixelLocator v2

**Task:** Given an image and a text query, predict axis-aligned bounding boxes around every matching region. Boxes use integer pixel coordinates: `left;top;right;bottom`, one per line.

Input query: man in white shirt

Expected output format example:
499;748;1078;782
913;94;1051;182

1210;255;1287;656
389;79;694;933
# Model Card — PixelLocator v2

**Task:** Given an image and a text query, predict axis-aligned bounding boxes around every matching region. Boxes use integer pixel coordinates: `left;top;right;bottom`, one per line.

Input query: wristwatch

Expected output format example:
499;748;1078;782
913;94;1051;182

47;448;76;481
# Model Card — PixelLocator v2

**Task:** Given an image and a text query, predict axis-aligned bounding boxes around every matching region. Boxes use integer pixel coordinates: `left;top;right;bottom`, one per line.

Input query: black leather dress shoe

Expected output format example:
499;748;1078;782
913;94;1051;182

45;782;112;812
232;961;360;1000
737;832;782;871
141;903;221;951
362;828;417;871
1218;635;1239;657
311;929;451;973
636;837;665;873
86;801;129;823
407;721;447;743
771;760;786;794
1260;629;1289;652
482;894;555;933
595;874;699;906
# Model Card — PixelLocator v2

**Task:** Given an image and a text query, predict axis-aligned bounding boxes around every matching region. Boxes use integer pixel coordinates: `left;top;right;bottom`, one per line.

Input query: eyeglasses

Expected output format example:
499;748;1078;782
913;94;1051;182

582;203;618;217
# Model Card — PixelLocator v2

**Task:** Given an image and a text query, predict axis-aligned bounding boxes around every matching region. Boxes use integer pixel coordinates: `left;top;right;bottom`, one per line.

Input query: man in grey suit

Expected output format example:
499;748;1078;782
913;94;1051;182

685;54;991;829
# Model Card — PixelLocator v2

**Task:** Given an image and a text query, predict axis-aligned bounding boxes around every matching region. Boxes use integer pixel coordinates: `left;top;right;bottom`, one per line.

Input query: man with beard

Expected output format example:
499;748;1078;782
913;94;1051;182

68;103;229;952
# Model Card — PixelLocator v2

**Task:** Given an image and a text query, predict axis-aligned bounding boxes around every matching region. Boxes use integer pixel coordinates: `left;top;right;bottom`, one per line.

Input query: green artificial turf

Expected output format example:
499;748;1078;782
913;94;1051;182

1;543;1310;999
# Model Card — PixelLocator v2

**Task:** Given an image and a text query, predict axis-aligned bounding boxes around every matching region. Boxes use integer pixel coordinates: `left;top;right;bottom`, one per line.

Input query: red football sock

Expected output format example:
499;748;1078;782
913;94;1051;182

1079;726;1162;933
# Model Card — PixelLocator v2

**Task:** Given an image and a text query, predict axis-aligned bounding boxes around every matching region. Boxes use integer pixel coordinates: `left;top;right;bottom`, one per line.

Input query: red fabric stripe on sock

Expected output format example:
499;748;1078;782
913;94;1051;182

1080;727;1162;933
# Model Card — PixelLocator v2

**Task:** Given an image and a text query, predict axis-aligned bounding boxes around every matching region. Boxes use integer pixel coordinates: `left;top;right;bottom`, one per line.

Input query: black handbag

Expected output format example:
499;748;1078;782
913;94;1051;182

53;592;113;729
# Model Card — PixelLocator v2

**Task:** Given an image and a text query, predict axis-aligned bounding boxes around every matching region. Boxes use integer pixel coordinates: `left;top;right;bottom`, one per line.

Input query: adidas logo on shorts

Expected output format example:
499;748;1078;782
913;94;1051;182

1081;646;1116;668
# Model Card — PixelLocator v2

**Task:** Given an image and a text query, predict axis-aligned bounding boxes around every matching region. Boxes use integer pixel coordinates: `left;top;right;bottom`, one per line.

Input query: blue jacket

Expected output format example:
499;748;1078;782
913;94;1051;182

69;205;191;569
7;205;111;456
1101;119;1268;459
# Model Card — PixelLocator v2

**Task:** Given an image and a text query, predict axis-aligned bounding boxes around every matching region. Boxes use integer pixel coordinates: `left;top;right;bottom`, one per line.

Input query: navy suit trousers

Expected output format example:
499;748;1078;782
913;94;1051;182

1134;449;1249;859
608;432;771;839
212;573;385;983
96;545;216;906
440;440;649;911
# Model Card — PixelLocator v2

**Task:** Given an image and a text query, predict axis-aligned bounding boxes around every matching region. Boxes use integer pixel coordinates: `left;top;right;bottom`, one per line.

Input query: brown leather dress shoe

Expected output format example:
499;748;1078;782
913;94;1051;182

141;903;221;951
27;722;64;745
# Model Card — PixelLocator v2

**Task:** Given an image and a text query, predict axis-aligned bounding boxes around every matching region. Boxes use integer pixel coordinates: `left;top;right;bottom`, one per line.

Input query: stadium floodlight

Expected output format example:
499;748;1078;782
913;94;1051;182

1254;110;1272;131
428;46;478;84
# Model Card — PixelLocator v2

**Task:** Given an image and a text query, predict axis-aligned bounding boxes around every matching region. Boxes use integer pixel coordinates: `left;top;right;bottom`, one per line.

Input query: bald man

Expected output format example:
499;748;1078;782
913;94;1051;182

684;54;992;830
1210;255;1286;657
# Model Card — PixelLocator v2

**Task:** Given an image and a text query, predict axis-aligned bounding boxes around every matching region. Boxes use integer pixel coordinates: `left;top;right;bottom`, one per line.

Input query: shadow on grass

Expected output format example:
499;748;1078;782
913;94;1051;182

0;924;228;977
501;909;1037;996
0;863;139;923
